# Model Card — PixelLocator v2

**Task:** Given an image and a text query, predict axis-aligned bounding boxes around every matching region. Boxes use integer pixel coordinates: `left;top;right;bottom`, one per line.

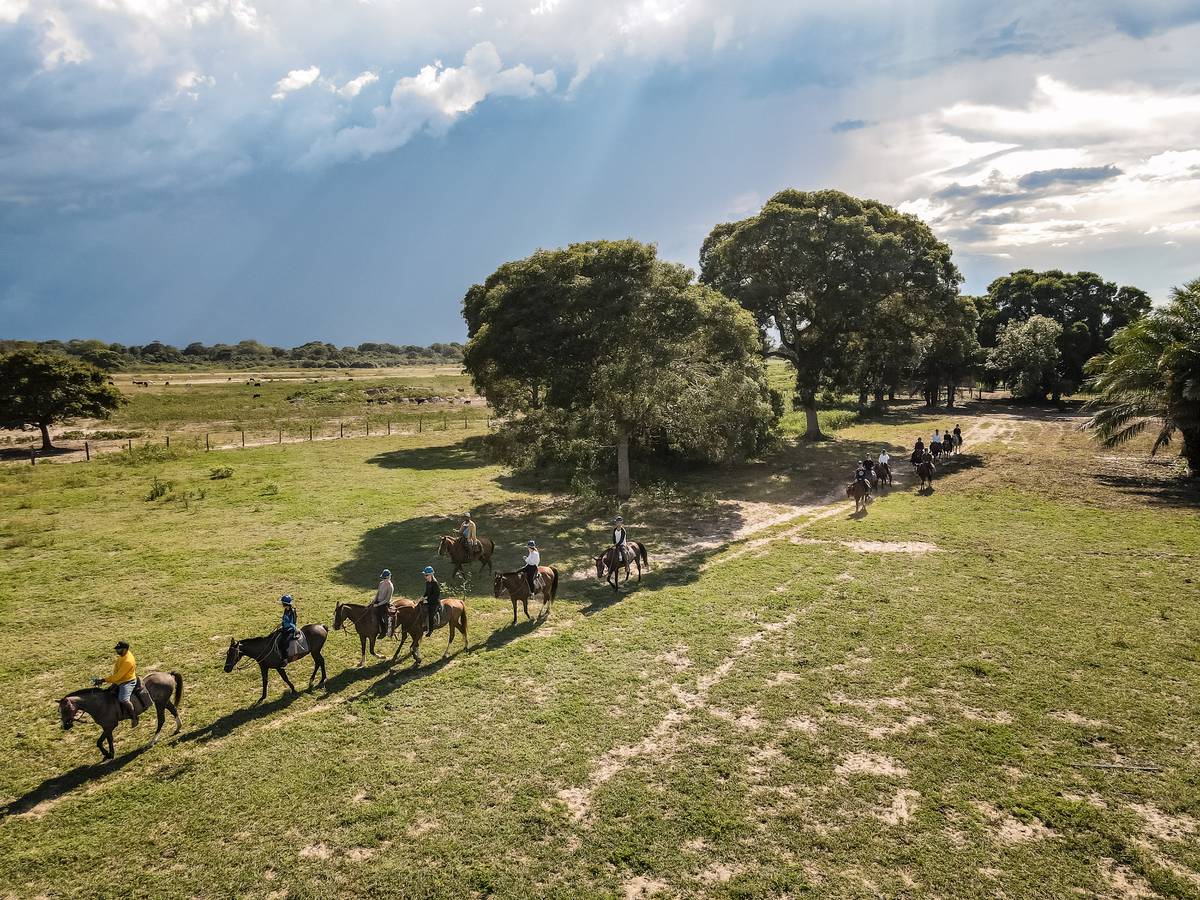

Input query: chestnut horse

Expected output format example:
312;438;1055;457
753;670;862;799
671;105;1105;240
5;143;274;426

493;566;559;624
58;672;183;760
846;479;870;513
438;535;495;580
386;597;468;667
334;602;388;667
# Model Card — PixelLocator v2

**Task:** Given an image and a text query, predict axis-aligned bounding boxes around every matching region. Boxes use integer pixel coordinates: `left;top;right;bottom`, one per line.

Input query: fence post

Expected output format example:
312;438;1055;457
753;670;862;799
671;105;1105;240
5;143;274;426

366;420;370;437
206;433;210;451
309;425;313;442
464;410;468;429
278;429;282;444
85;441;90;461
387;420;391;436
340;421;344;439
166;435;170;448
127;438;133;452
442;412;447;430
241;430;245;447
30;449;36;466
419;415;423;433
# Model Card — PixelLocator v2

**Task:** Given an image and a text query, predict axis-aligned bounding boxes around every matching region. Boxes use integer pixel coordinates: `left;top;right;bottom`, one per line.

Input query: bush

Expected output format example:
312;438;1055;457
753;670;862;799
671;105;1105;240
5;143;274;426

145;477;172;501
210;466;234;480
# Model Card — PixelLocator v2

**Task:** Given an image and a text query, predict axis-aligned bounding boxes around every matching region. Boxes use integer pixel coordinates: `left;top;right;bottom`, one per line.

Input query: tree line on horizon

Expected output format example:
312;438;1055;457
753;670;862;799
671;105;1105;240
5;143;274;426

0;338;465;371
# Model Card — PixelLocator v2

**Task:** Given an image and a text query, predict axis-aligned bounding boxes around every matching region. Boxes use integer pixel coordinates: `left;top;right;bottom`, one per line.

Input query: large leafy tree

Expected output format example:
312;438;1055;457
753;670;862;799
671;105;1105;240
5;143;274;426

918;295;983;408
463;240;774;498
986;315;1063;401
1084;278;1200;476
981;269;1151;392
700;189;961;438
0;350;124;451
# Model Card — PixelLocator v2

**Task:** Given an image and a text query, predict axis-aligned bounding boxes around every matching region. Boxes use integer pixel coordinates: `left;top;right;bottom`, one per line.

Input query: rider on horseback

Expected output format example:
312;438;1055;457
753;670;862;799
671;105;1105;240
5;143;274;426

612;516;628;566
92;640;139;727
372;569;394;637
523;540;541;598
878;448;890;467
460;513;479;557
422;566;441;636
854;462;869;485
953;424;962;448
277;595;298;662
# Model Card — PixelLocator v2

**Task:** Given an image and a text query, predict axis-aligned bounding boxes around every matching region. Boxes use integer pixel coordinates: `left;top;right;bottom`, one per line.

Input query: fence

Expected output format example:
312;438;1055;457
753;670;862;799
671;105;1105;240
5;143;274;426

11;407;494;465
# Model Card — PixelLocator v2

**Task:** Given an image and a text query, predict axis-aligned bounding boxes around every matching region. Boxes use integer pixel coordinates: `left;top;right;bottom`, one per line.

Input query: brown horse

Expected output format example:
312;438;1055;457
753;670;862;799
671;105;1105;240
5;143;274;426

334;602;388;667
493;566;559;624
917;460;935;490
595;543;649;592
224;624;328;702
58;672;184;760
877;462;893;486
438;535;495;579
386;597;468;667
846;479;870;513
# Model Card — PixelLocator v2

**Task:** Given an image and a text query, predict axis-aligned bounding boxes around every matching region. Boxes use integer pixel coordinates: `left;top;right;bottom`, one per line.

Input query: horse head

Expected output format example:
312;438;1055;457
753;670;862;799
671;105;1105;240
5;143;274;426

333;603;346;631
595;554;607;579
58;696;78;730
492;574;505;598
223;639;242;673
438;536;451;557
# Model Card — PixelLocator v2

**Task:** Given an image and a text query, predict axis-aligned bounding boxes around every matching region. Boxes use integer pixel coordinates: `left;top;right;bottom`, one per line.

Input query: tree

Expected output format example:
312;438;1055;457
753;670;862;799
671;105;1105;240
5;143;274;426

700;189;961;439
986;315;1063;401
981;269;1151;391
463;240;775;498
1084;278;1200;476
918;295;982;407
0;350;124;451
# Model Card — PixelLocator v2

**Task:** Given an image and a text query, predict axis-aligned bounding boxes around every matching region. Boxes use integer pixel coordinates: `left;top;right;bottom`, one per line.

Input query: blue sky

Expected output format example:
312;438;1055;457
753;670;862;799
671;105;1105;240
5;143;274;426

2;0;1199;346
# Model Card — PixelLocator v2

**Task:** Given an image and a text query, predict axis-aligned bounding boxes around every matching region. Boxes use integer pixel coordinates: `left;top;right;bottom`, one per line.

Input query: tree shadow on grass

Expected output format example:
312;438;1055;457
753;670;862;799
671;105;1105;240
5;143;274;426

365;441;487;471
0;745;153;818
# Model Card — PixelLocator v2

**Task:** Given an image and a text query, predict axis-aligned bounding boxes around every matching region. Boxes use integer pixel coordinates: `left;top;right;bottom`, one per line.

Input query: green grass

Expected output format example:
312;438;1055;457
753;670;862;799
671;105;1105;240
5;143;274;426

1;402;1198;898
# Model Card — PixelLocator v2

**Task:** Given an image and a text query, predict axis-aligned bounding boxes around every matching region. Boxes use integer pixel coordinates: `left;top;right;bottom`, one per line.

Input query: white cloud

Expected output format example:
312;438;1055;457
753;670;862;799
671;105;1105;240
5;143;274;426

0;0;30;23
338;70;379;97
272;65;321;100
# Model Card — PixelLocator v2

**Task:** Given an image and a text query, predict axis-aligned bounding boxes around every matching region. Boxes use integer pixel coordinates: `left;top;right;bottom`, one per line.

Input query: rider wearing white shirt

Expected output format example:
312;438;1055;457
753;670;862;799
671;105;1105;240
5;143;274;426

523;541;541;596
612;516;628;564
931;430;942;446
878;449;890;466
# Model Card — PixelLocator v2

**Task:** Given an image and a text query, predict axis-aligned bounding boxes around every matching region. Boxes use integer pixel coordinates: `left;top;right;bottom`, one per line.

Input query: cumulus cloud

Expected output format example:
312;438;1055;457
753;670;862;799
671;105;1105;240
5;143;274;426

272;65;321;100
338;70;378;97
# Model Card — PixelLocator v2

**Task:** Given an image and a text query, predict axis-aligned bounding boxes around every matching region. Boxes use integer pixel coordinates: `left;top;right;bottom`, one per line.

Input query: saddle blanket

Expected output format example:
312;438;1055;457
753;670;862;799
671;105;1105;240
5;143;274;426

287;632;309;660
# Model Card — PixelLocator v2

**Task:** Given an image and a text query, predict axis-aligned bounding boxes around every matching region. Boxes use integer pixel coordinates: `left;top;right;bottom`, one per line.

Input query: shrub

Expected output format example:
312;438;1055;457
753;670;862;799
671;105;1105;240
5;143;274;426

210;466;234;480
145;477;172;501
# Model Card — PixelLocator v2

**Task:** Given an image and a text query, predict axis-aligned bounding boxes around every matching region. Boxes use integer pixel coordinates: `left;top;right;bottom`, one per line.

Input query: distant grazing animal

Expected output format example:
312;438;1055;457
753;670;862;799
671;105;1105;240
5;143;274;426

386;597;468;667
846;479;870;513
595;542;649;592
58;672;184;760
438;534;495;579
223;624;328;702
917;460;935;490
493;567;559;624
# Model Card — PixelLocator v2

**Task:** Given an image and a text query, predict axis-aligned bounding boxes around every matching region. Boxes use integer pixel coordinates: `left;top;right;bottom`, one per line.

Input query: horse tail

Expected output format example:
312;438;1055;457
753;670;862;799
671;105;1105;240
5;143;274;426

638;543;648;569
171;672;184;707
550;566;559;600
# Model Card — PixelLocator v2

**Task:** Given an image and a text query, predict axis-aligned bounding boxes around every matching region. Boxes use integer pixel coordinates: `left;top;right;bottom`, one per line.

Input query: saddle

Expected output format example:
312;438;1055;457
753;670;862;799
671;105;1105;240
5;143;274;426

286;631;309;662
425;599;442;627
109;678;152;718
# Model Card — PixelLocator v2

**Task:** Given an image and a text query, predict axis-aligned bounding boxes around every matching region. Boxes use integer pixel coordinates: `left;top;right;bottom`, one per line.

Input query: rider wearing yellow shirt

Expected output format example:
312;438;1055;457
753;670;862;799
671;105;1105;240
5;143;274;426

93;641;139;727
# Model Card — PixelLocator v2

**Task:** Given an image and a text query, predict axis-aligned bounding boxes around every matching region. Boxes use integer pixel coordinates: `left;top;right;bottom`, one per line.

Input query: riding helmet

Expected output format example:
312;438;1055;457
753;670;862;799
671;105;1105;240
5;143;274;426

422;566;435;575
114;640;130;651
527;540;536;547
380;569;391;579
281;594;294;605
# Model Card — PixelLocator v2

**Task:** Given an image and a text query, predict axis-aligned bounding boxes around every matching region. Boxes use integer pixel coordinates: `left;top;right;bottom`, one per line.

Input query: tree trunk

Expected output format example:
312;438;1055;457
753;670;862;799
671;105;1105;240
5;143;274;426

1182;428;1200;478
946;383;956;408
888;386;896;402
801;395;825;440
873;385;885;410
616;431;631;500
39;422;54;451
857;387;868;408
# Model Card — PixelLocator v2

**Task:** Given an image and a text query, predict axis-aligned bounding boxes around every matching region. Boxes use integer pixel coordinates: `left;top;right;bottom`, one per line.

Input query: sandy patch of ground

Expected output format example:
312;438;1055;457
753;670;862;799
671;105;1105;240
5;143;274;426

842;540;939;554
835;753;908;778
299;843;332;859
1098;858;1157;899
877;789;920;825
972;801;1053;843
1130;802;1198;842
1049;710;1109;729
624;875;669;899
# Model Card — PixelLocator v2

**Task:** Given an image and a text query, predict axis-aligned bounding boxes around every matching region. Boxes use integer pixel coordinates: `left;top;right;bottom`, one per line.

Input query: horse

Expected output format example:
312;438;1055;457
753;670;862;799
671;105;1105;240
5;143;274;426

224;624;328;702
493;567;559;624
917;460;935;490
57;672;184;760
876;462;893;486
930;440;944;459
334;602;389;668
846;479;870;513
595;542;649;592
438;535;495;580
386;597;468;667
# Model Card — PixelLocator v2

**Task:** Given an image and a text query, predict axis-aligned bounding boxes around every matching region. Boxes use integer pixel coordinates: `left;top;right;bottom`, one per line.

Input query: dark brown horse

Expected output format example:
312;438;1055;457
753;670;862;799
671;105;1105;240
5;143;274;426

846;479;870;513
877;462;893;486
224;624;328;702
595;542;649;592
493;566;559;624
917;460;935;490
334;602;388;668
58;672;183;760
386;597;468;667
438;535;495;579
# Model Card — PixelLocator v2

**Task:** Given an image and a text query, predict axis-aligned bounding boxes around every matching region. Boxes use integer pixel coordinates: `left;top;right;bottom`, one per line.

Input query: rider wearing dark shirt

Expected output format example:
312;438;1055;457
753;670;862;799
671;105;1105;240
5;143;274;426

422;567;441;636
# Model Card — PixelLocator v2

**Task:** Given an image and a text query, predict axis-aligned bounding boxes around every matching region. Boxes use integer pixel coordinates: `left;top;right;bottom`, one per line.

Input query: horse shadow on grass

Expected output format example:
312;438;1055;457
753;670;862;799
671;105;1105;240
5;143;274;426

1;745;152;818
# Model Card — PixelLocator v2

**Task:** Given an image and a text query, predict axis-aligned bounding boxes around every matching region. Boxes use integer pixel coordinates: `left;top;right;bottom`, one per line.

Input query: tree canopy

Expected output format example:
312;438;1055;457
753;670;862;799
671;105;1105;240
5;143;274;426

1084;277;1200;476
986;315;1063;402
699;189;962;437
0;350;125;450
462;240;775;497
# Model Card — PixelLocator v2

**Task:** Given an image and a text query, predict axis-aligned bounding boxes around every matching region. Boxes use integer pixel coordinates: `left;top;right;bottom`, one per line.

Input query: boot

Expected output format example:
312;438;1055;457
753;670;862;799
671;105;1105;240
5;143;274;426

121;700;139;728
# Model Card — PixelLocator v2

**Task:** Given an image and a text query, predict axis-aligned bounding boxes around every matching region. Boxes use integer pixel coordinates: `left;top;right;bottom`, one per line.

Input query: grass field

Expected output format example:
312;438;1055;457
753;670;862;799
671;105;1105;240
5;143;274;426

1;399;1199;898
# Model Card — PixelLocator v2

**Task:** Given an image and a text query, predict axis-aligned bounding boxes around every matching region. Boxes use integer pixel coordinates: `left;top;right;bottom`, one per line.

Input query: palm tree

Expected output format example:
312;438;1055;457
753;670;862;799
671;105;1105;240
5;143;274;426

1083;278;1200;476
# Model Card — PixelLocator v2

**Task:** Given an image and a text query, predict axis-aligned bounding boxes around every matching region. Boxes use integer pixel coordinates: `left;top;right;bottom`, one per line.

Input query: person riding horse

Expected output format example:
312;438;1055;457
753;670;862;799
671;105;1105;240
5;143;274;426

372;569;394;637
523;540;541;598
459;513;479;558
92;640;139;727
953;424;963;448
277;594;298;661
878;448;890;468
611;516;629;566
422;566;442;636
854;463;869;486
931;429;943;455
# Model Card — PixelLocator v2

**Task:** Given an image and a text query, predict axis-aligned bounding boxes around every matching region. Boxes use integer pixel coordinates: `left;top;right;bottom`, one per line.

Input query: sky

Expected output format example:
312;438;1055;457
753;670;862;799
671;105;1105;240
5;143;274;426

1;0;1199;346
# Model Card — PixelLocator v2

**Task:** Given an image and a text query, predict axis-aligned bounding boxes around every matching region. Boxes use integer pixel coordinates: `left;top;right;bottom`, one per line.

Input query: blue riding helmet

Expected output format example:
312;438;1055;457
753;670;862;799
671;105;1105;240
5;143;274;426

527;540;536;547
280;594;293;605
380;569;391;579
422;566;434;575
614;516;624;524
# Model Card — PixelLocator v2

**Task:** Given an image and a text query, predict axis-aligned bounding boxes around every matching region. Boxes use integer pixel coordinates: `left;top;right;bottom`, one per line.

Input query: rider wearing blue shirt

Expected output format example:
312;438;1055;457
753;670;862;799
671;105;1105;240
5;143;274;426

278;595;297;660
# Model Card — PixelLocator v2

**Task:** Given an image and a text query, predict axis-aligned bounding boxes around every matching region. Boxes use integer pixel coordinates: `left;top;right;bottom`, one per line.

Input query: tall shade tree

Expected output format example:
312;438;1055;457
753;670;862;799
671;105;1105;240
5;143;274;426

981;269;1151;393
918;295;983;408
985;315;1063;402
1084;277;1200;476
0;350;124;451
463;240;775;498
700;189;961;439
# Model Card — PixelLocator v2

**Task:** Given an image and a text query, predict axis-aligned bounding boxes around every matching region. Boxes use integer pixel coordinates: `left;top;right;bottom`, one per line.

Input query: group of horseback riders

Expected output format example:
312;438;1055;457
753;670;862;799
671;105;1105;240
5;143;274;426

853;425;965;485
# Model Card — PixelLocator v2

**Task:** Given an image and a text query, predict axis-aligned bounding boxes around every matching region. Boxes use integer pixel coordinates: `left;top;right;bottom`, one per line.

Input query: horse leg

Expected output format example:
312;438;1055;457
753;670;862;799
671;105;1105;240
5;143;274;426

310;652;325;688
412;635;422;668
150;701;166;747
510;598;518;626
370;632;384;660
391;628;411;662
257;665;269;703
443;622;454;659
357;632;367;668
278;666;297;695
167;701;182;735
523;596;530;621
